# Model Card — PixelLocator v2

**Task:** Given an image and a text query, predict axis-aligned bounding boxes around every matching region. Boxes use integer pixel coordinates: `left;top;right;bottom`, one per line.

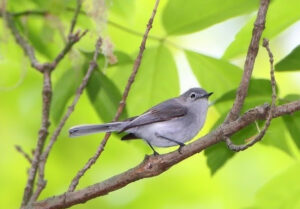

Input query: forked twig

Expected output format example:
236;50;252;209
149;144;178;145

224;38;277;151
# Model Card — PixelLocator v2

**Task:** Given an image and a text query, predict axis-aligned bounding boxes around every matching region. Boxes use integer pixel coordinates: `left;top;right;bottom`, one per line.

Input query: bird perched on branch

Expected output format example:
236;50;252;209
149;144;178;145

69;88;213;155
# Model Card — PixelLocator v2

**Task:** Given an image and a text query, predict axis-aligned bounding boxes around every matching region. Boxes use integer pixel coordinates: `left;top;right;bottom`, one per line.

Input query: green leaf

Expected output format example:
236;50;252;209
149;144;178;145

251;163;300;209
280;94;300;149
275;45;300;71
109;0;136;19
162;0;259;35
106;45;180;116
126;45;180;115
185;50;242;113
223;0;300;59
86;69;127;122
214;79;277;105
51;68;83;123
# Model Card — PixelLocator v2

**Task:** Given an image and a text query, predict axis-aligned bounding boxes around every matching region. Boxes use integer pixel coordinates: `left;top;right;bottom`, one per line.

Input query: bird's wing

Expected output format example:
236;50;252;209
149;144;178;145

120;98;187;132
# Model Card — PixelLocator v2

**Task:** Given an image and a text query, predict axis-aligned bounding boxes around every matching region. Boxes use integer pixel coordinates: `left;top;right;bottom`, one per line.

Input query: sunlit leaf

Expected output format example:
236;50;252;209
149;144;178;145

185;50;242;113
223;0;300;59
86;69;127;122
109;0;136;19
106;45;180;116
162;0;259;35
214;79;277;105
275;45;300;71
250;163;300;209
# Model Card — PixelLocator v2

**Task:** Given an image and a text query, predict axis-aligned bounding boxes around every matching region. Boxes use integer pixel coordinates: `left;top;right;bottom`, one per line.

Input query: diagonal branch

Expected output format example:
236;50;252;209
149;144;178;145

224;38;277;151
67;0;161;192
32;100;300;209
30;37;103;202
225;0;270;123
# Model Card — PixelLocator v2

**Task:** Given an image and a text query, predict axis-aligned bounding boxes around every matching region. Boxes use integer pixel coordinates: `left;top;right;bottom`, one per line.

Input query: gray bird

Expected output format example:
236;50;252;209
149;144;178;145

69;88;213;155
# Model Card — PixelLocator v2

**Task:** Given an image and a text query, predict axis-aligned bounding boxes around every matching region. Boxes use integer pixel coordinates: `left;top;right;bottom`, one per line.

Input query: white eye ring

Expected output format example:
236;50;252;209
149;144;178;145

190;93;196;99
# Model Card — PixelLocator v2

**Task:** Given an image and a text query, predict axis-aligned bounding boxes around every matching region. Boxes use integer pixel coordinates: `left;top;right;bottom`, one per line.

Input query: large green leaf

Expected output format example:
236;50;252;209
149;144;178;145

86;69;127;122
214;79;278;106
280;94;300;149
250;163;300;209
275;45;300;71
127;45;180;115
185;50;242;113
162;0;259;35
51;68;83;123
106;45;179;116
223;0;300;59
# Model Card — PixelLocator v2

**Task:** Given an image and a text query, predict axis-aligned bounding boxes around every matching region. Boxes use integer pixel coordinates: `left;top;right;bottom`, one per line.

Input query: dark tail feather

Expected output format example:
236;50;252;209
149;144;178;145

121;133;139;141
69;122;124;137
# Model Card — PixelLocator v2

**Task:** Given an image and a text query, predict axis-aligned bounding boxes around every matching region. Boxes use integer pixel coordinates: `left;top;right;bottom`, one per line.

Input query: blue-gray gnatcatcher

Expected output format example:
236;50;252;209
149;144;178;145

69;88;213;155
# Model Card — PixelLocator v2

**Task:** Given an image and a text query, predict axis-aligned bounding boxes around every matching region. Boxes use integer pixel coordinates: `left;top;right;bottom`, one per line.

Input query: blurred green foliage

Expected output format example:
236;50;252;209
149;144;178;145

1;0;300;209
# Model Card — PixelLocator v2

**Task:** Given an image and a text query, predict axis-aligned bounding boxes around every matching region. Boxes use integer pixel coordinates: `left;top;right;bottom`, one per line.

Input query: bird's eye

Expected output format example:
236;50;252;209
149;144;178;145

190;93;196;99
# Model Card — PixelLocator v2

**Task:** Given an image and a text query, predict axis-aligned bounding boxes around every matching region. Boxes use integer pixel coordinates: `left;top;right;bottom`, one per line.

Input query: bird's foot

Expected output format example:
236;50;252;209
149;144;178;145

153;151;160;156
177;143;185;154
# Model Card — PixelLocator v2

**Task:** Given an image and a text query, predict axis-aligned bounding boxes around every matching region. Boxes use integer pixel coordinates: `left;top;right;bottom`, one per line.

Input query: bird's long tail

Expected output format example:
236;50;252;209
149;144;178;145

69;122;125;137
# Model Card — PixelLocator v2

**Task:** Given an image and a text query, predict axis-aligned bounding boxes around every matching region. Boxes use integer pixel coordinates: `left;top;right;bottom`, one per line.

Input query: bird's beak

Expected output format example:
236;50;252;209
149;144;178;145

204;92;213;98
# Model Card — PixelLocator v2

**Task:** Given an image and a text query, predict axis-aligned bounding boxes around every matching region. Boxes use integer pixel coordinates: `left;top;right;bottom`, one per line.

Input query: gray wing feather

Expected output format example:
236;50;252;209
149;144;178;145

120;98;187;131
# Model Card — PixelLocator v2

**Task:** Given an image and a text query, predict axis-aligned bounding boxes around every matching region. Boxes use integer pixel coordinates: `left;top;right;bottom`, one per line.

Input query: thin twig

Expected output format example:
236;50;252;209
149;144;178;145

224;38;277;151
69;0;82;35
67;0;161;192
1;8;184;50
21;69;52;207
30;37;103;202
225;0;270;123
32;100;300;209
51;30;88;70
15;145;32;163
50;0;87;71
4;12;44;72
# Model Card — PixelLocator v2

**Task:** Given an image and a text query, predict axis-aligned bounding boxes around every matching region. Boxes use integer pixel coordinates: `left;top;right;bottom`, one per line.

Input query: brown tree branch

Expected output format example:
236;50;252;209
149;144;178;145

3;2;86;74
3;1;88;206
69;0;82;35
225;0;270;122
30;37;103;202
224;38;276;151
4;12;44;72
15;145;32;164
21;69;52;207
67;0;161;192
31;100;300;209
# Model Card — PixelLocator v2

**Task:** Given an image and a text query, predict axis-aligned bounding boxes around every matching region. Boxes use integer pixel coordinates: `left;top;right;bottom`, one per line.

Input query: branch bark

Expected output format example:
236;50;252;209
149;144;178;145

31;100;300;209
225;38;277;151
225;0;270;122
3;1;89;206
67;0;161;192
30;37;103;202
